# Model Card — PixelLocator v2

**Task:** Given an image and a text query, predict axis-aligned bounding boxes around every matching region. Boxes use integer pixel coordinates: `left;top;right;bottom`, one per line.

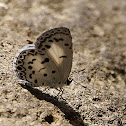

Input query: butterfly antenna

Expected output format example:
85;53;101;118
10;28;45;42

27;40;33;44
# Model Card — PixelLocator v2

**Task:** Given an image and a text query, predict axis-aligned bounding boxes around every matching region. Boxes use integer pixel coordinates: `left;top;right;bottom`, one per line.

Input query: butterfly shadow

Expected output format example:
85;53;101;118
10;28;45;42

20;84;88;126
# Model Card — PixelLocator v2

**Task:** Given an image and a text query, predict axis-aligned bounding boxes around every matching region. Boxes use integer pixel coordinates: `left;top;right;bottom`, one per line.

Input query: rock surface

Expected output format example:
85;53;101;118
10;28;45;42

0;0;126;126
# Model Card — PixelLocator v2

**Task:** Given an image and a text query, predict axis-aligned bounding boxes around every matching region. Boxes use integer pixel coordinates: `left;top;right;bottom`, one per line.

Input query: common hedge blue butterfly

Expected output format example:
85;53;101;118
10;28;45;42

13;27;73;88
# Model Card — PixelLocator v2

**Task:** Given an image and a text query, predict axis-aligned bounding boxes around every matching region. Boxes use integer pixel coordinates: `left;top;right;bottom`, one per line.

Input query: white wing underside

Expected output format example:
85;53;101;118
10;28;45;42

14;27;72;88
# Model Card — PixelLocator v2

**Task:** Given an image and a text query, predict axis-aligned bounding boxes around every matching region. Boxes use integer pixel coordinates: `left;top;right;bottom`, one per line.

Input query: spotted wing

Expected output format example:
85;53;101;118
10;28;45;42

35;27;73;86
14;45;62;87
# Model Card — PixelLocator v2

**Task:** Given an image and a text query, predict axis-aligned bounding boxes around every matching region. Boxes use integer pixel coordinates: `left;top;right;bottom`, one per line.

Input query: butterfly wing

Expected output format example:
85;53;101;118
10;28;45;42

35;27;73;86
14;45;63;87
14;27;72;88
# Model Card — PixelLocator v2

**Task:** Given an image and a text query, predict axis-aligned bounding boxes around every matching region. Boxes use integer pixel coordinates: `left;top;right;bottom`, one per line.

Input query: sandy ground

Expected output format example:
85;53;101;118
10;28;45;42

0;0;126;126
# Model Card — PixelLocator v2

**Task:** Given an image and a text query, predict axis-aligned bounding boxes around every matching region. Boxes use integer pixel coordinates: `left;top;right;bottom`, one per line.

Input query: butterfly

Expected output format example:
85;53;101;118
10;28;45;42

13;27;73;88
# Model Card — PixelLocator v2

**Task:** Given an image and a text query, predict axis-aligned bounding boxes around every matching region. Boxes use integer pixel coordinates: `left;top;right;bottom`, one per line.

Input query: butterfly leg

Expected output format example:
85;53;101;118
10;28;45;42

18;81;32;87
56;88;66;101
25;81;33;87
18;82;32;89
66;78;73;85
42;87;50;93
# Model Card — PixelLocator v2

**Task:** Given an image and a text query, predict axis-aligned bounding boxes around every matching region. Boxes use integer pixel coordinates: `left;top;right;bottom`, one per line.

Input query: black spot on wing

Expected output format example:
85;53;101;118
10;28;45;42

45;45;51;49
29;74;32;79
28;59;36;64
17;66;22;70
32;59;36;61
64;43;69;46
19;75;24;79
17;60;22;64
59;56;67;58
28;66;32;69
32;71;35;74
42;82;45;85
52;70;56;74
53;38;59;42
41;58;49;64
57;29;61;32
41;61;45;64
45;33;49;36
48;40;53;42
42;48;45;50
36;27;71;50
69;47;72;49
28;50;38;55
45;58;49;62
19;55;25;59
44;73;47;77
19;73;23;76
18;71;26;79
53;38;64;42
59;38;64;41
34;79;38;83
30;50;35;53
19;73;24;79
28;61;33;64
21;51;27;55
50;30;55;33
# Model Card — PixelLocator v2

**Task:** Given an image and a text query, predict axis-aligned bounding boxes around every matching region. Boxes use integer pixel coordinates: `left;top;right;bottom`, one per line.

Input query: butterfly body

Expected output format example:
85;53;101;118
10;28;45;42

14;27;73;88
